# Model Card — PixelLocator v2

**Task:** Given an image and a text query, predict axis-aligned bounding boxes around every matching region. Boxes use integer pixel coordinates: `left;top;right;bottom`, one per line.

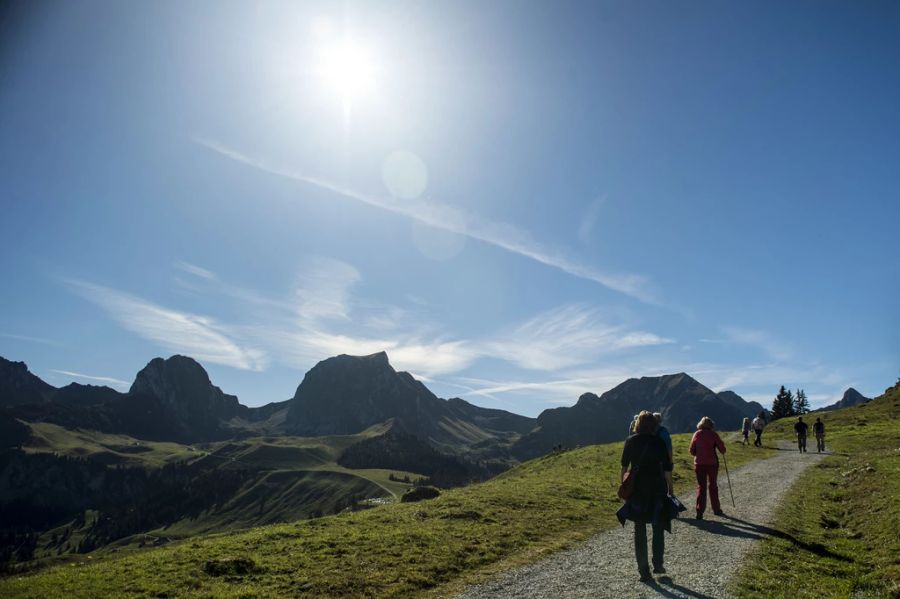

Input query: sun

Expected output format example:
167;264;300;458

315;37;379;105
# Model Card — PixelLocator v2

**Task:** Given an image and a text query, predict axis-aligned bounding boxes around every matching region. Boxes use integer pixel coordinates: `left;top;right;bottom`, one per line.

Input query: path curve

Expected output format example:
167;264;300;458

454;446;826;599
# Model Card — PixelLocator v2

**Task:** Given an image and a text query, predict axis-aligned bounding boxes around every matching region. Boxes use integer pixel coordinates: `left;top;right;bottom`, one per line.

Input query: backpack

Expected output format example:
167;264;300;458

617;440;651;501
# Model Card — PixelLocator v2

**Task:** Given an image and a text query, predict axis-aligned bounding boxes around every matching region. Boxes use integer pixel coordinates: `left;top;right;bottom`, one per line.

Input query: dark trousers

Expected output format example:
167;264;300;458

816;434;825;452
634;521;664;572
695;464;721;514
754;430;763;447
797;435;807;452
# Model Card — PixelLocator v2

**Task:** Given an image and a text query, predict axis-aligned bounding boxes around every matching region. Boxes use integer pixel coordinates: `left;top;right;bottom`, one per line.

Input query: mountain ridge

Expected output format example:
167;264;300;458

511;372;764;460
3;353;763;457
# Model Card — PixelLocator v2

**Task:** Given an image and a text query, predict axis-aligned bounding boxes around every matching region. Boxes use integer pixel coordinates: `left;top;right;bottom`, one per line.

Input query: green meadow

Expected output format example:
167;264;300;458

733;382;900;598
1;428;763;598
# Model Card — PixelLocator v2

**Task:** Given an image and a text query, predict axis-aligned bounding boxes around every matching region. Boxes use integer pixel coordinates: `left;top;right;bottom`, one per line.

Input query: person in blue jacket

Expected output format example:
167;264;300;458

654;412;673;461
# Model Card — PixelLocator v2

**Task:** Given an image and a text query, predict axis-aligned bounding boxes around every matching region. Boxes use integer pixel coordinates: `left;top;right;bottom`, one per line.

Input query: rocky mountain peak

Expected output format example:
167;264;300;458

841;387;869;405
128;355;244;431
130;355;212;399
0;356;56;406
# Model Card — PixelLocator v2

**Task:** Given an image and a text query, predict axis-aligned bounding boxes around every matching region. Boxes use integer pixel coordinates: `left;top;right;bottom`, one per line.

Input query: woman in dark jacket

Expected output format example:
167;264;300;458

617;410;674;581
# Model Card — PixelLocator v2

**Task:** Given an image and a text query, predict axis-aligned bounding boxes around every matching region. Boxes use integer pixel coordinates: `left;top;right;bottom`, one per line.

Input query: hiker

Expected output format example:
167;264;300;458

617;410;675;582
813;417;825;453
741;417;751;445
654;412;673;461
689;416;726;519
751;411;766;447
794;416;809;453
628;414;639;437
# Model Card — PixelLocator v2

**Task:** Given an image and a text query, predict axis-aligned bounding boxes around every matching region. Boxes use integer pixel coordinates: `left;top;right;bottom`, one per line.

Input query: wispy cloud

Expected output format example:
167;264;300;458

50;369;131;389
0;332;64;347
294;257;360;321
485;304;674;371
193;137;656;303
461;377;592;399
171;259;671;380
577;195;606;245
720;326;793;361
174;261;218;281
65;279;268;371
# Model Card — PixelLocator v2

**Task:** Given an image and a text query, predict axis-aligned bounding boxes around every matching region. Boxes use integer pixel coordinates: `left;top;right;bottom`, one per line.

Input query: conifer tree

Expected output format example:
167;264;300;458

793;389;810;414
771;385;794;419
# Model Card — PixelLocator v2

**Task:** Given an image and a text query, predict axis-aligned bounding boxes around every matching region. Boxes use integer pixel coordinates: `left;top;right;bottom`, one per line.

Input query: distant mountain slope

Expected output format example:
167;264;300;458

717;390;766;419
1;356;265;443
284;352;534;451
511;373;762;460
445;397;537;435
0;357;55;407
819;387;871;411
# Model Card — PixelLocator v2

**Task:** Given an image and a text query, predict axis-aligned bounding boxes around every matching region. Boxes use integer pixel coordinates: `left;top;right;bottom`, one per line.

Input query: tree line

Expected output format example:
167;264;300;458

770;385;810;419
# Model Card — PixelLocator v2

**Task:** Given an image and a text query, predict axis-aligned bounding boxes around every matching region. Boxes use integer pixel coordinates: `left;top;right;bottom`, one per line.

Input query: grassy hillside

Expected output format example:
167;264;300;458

0;430;763;598
732;382;900;598
5;421;428;572
23;421;201;467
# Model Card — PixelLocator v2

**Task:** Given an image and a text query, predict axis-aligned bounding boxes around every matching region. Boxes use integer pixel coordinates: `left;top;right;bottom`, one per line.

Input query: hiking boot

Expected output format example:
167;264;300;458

695;511;703;520
639;569;653;582
713;510;725;516
653;565;666;574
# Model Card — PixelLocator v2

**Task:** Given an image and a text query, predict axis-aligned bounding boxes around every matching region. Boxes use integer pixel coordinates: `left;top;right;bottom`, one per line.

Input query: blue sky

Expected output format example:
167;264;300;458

1;1;897;415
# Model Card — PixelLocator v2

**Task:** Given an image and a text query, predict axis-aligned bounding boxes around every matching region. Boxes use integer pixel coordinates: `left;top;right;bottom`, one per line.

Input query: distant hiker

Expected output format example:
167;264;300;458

751;412;766;447
689;416;726;519
654;412;673;461
794;416;809;453
813;417;825;453
616;411;675;582
741;417;751;445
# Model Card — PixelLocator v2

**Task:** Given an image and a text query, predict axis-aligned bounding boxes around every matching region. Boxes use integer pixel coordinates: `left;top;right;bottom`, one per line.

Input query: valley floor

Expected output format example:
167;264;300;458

451;445;826;599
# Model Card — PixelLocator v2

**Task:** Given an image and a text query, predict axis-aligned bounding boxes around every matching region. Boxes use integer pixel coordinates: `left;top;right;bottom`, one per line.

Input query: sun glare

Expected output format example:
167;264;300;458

315;38;379;104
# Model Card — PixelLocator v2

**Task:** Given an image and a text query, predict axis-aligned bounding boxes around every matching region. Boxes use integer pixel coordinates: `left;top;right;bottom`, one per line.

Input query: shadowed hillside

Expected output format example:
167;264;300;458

512;372;763;459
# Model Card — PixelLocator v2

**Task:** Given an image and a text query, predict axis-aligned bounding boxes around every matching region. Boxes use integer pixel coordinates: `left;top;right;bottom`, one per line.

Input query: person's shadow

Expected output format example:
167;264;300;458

680;515;851;562
639;576;717;598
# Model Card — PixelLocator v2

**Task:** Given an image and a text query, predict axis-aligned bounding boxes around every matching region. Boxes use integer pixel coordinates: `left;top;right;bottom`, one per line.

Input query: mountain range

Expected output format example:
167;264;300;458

0;351;858;572
2;352;771;458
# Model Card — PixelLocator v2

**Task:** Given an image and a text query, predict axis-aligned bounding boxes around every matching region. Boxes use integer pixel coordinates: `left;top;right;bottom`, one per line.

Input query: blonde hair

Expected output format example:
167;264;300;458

697;416;715;430
635;410;658;435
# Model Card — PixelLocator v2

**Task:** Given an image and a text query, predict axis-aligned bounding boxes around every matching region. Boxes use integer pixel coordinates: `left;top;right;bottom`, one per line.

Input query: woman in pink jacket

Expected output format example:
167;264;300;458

688;416;726;520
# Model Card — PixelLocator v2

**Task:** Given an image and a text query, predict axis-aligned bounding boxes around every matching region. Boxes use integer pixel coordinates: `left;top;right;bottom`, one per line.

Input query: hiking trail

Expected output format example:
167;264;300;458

452;444;826;599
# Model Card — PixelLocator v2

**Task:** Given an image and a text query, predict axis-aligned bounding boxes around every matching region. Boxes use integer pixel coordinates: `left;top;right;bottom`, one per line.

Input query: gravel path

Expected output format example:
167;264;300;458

454;446;826;599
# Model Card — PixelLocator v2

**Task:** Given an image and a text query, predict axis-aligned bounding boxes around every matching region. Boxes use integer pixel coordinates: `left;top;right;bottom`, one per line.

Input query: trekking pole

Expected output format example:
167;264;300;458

722;452;736;508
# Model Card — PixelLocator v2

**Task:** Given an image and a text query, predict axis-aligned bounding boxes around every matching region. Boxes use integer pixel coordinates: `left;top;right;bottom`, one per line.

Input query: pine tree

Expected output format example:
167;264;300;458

794;389;810;414
785;389;795;416
771;385;794;419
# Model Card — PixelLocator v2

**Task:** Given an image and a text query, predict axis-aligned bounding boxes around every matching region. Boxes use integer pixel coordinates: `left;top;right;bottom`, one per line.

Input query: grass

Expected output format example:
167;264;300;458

1;430;763;598
15;420;425;571
23;421;201;468
732;382;900;599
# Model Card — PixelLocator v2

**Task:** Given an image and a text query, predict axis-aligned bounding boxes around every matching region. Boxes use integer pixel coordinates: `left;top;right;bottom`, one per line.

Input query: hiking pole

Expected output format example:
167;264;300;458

722;452;736;508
